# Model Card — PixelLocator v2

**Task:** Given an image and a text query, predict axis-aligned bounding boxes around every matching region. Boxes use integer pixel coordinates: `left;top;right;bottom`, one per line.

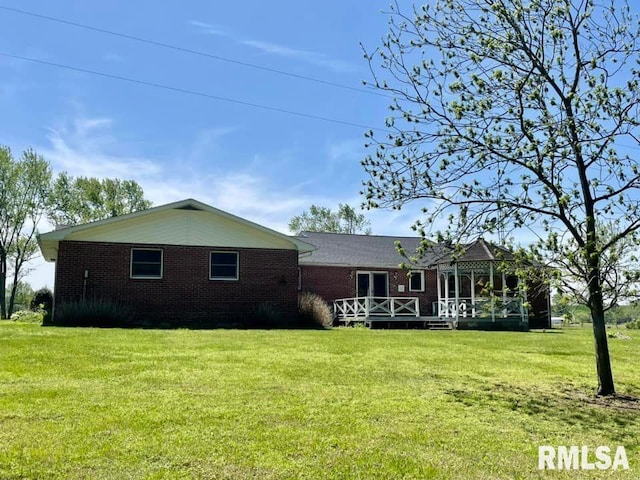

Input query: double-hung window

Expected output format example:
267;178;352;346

131;249;163;279
210;251;239;280
409;270;425;292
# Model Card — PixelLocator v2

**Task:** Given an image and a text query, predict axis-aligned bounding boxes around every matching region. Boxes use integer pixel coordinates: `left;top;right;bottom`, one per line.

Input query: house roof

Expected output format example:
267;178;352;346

296;231;444;268
297;233;516;269
433;238;517;264
38;198;315;262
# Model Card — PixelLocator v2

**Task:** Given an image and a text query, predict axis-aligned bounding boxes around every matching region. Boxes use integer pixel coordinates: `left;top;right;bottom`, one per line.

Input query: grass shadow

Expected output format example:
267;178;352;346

445;380;640;444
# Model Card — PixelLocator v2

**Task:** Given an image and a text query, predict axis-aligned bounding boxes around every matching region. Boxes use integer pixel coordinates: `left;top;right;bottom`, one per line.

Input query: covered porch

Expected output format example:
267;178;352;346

437;258;529;330
331;239;530;331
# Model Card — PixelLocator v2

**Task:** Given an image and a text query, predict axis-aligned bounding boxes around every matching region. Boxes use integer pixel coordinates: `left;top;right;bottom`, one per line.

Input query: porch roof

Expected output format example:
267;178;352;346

433;238;517;265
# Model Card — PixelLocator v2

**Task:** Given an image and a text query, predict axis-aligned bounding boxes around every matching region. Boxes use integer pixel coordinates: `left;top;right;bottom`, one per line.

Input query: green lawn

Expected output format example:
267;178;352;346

0;323;638;479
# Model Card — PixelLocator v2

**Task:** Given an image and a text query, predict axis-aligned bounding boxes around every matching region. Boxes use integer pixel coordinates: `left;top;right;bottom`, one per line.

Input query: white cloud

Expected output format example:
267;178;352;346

43;116;162;179
25;111;415;289
188;21;357;73
37;113;344;231
188;20;230;37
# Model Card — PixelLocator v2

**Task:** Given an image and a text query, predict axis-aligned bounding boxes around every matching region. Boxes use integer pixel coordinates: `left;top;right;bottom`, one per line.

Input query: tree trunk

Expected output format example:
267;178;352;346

0;253;6;319
587;265;616;396
7;270;18;318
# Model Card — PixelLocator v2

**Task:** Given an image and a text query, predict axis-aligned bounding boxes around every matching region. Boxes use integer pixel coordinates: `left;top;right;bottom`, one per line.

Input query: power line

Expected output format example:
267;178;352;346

0;4;392;99
0;52;390;134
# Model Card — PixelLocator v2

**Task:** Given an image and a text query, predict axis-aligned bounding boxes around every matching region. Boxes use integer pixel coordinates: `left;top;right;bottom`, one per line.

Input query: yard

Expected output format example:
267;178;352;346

0;323;638;479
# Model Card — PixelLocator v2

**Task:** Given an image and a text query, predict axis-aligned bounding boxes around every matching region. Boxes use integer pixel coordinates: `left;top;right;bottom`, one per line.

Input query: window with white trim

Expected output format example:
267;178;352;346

409;270;425;292
210;251;239;280
131;249;163;279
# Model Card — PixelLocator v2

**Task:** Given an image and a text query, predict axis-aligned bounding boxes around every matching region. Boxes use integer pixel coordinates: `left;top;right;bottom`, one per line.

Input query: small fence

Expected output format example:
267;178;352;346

334;297;420;319
438;297;526;320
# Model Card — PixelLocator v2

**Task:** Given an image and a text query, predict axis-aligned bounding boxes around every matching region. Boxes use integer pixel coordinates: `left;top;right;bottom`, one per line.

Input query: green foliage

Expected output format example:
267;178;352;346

48;173;152;226
626;320;640;329
9;309;43;324
0;145;52;319
298;292;334;328
362;0;640;395
0;324;638;478
6;281;34;312
53;298;134;327
30;287;53;313
289;204;372;235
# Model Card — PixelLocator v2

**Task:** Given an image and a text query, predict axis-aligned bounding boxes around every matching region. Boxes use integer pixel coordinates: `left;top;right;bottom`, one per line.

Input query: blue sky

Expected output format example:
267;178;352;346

0;1;428;289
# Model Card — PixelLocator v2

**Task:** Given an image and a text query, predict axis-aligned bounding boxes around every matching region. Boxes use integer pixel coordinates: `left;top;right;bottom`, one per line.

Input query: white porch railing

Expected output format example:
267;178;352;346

438;297;526;319
334;297;420;319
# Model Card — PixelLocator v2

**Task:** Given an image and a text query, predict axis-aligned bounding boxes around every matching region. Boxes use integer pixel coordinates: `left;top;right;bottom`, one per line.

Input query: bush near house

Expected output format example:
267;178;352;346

52;298;135;327
250;302;289;328
9;310;44;324
298;291;334;328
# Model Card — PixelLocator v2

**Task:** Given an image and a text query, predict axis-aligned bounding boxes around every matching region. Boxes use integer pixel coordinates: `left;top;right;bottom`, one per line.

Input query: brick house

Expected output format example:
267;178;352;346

38;199;550;330
297;231;440;314
297;232;551;330
37;199;314;325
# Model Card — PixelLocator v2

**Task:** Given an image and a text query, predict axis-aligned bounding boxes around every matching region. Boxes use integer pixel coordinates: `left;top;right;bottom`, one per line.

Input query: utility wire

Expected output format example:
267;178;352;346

0;5;392;99
0;52;391;134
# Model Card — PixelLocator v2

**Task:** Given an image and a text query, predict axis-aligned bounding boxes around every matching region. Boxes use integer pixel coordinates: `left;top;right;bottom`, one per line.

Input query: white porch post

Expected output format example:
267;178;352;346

470;270;475;318
502;272;507;318
454;263;460;322
490;262;495;322
437;268;442;317
444;272;449;317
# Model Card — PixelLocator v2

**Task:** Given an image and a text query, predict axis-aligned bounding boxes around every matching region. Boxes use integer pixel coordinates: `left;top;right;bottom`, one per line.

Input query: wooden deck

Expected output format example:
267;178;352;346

338;315;454;330
333;296;528;330
333;297;453;330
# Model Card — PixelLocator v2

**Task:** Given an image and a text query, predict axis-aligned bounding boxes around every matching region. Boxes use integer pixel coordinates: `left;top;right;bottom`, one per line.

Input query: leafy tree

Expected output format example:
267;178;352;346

6;281;34;312
289;204;372;235
362;0;640;395
48;173;152;226
0;146;51;319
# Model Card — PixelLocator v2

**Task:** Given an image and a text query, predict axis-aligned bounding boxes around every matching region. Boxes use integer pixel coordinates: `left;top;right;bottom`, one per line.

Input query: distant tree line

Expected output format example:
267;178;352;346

289;204;371;235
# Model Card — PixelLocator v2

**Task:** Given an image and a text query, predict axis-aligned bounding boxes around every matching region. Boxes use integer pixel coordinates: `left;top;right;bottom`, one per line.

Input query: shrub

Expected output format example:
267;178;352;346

10;310;44;324
53;298;134;327
626;320;640;329
298;292;334;329
30;288;53;313
252;302;288;328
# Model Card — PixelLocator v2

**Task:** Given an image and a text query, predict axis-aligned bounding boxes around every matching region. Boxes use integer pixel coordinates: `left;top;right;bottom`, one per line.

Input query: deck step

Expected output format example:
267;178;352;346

427;320;453;330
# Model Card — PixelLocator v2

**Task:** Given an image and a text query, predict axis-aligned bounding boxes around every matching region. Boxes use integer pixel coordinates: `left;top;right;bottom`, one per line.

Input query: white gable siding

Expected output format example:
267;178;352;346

64;209;295;249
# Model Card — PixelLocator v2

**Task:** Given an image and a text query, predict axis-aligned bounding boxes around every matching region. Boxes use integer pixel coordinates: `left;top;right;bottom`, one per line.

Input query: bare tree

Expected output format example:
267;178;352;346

362;0;640;395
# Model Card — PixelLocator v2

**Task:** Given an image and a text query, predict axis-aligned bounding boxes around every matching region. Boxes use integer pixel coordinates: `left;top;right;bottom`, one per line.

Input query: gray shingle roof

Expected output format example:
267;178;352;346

297;233;515;269
432;238;517;264
296;231;443;268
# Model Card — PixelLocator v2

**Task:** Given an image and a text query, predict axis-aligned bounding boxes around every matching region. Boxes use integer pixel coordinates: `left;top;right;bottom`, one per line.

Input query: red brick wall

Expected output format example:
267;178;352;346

300;265;439;316
55;241;299;325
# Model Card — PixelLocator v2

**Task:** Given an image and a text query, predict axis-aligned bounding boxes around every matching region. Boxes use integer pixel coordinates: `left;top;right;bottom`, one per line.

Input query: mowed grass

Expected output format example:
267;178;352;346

0;323;638;479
